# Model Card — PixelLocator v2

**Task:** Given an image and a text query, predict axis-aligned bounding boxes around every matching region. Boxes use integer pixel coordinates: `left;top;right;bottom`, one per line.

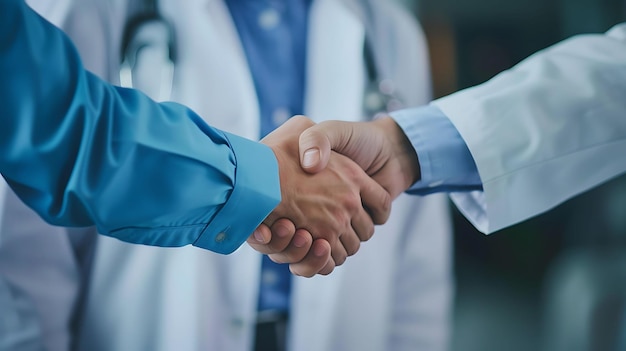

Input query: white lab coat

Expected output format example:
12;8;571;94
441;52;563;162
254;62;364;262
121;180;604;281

60;1;453;351
435;23;626;234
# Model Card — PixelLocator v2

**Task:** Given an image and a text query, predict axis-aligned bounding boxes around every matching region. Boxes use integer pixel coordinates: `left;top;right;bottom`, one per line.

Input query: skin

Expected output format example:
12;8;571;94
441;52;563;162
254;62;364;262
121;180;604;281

248;116;392;276
298;116;421;199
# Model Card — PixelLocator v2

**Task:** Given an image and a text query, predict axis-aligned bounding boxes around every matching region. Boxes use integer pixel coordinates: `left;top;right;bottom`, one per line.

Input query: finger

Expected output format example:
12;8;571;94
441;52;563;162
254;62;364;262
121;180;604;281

351;208;375;242
359;174;392;225
339;230;361;257
299;122;337;173
247;224;272;246
248;218;296;254
316;255;336;276
289;239;332;277
268;229;313;264
330;237;348;266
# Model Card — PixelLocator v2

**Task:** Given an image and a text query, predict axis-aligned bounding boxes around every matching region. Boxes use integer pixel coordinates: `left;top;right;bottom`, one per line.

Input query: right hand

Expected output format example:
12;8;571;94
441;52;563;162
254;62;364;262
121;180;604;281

298;116;421;199
260;116;392;268
248;222;335;277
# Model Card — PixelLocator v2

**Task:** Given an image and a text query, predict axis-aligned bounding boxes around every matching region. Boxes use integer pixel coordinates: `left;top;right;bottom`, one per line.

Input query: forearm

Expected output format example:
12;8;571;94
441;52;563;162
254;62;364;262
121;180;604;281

436;23;626;233
0;0;280;253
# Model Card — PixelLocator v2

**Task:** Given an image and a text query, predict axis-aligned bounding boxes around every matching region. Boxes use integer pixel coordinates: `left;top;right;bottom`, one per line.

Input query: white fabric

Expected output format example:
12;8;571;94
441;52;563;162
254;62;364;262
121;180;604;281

25;0;74;27
0;191;81;351
435;23;626;234
60;1;453;350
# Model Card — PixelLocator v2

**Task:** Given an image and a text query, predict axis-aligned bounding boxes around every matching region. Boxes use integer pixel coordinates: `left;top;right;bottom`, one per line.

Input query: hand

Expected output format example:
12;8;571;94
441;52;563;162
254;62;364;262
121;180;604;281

247;222;335;277
298;116;421;199
260;116;392;267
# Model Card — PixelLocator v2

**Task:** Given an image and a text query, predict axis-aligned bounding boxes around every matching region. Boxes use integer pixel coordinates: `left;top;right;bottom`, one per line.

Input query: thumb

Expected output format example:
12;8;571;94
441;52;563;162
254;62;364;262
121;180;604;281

298;122;339;174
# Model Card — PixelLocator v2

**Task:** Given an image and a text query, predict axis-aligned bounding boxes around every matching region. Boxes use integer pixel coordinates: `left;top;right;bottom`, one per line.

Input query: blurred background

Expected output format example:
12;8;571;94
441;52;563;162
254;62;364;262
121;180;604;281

393;0;626;350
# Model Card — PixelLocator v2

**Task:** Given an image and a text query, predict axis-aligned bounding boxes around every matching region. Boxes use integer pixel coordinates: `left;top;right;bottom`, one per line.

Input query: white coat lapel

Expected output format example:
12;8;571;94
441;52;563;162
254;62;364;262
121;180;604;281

304;0;366;123
221;246;263;350
160;0;260;140
290;1;365;350
289;272;345;351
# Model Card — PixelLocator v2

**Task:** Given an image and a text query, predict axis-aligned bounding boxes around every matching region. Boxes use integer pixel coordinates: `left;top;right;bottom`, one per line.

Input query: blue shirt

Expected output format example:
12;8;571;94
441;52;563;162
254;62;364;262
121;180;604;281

0;0;280;255
226;0;310;138
391;105;483;194
225;0;311;313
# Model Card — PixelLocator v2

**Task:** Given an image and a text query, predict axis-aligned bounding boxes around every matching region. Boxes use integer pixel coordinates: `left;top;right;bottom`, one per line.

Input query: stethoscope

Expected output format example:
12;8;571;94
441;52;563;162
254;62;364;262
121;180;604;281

119;0;176;101
361;38;405;119
119;0;404;117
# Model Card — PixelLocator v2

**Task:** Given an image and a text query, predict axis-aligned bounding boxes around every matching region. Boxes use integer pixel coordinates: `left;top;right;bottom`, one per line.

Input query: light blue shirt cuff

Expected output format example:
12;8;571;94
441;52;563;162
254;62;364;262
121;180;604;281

390;104;482;195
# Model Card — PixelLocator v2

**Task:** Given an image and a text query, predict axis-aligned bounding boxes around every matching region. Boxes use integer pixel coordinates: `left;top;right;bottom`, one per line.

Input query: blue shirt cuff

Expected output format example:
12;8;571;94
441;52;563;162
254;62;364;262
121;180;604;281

193;133;281;254
390;104;482;195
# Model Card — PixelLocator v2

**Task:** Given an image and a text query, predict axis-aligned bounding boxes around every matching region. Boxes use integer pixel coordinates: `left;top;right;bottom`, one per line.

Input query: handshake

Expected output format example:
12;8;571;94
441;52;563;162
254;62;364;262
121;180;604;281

247;115;421;277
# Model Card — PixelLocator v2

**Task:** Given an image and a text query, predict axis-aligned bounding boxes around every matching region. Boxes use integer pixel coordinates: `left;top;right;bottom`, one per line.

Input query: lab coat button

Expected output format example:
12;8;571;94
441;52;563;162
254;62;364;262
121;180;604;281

215;232;227;243
259;9;280;30
262;270;279;286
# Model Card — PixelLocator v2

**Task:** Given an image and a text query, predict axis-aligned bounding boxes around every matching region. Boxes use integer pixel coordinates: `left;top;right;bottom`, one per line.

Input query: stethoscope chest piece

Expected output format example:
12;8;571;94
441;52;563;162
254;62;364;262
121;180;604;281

120;13;176;101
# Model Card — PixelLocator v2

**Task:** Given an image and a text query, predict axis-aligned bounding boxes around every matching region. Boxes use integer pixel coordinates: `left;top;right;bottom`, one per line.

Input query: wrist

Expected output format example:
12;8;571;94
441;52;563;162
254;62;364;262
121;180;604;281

373;116;421;189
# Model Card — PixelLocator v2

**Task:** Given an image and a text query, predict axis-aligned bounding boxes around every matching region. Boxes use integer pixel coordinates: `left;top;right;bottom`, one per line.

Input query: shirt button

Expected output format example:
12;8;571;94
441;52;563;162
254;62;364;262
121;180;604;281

272;107;290;126
262;270;279;286
258;8;280;30
215;232;227;243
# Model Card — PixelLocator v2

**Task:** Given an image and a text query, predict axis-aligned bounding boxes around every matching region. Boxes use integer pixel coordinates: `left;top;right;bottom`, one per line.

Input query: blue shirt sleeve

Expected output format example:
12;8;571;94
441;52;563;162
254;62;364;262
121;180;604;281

0;0;280;254
390;104;483;195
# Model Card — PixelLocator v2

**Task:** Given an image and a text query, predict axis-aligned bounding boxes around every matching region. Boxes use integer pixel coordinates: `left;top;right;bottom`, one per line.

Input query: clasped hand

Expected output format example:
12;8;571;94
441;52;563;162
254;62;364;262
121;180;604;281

247;116;420;277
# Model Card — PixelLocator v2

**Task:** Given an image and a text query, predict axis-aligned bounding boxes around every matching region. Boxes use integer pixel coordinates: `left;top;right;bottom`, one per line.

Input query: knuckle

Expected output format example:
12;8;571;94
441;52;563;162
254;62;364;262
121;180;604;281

361;225;375;242
334;252;347;266
347;241;360;256
341;192;361;214
331;212;350;234
373;191;392;225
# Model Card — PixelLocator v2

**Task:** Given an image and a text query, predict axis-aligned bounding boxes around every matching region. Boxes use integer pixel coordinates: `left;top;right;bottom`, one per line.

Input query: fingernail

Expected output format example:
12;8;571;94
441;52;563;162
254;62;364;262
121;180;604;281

302;148;320;168
293;234;307;248
253;229;266;243
313;242;328;257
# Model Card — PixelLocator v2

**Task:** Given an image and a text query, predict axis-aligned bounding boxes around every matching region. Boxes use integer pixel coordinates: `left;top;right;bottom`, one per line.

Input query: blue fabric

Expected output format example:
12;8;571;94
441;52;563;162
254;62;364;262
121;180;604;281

227;0;310;137
0;0;280;254
391;104;483;195
226;0;310;312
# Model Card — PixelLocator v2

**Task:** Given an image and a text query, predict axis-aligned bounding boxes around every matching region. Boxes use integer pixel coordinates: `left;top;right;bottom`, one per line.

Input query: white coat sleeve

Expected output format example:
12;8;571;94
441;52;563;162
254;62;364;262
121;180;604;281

434;23;626;234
